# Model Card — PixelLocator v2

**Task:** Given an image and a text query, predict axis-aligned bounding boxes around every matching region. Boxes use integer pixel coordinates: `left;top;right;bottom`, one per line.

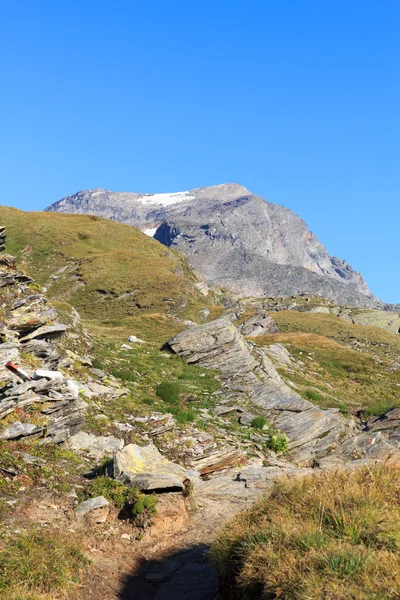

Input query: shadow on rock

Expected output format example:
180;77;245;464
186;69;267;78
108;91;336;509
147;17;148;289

118;543;219;600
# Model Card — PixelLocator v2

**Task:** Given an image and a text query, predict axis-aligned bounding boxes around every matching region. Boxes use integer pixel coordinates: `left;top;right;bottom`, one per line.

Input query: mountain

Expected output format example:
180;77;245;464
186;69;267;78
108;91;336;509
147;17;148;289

46;183;378;307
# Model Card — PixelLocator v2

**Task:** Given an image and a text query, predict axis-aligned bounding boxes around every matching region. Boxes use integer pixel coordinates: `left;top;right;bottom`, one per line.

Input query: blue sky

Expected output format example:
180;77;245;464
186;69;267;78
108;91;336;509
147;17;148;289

0;1;399;301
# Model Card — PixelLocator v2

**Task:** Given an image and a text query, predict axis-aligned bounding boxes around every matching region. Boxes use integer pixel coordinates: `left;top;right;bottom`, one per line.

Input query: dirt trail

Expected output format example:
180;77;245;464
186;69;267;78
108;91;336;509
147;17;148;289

79;472;257;600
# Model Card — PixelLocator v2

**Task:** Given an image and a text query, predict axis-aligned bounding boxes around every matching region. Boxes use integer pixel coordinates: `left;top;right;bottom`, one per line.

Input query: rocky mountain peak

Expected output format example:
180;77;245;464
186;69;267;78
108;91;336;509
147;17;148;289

46;183;377;307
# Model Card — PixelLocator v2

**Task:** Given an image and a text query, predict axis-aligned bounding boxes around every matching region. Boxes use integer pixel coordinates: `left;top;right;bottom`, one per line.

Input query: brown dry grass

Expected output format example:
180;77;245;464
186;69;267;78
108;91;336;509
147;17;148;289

212;464;400;600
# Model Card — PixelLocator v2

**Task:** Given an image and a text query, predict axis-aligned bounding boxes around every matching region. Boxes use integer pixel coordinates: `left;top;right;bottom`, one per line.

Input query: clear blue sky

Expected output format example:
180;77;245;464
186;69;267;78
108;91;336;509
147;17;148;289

1;1;399;301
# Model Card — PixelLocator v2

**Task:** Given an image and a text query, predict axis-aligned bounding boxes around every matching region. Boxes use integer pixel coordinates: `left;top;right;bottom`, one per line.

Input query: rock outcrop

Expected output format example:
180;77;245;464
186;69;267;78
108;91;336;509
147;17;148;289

169;317;400;467
0;229;86;444
46;184;378;307
168;318;352;464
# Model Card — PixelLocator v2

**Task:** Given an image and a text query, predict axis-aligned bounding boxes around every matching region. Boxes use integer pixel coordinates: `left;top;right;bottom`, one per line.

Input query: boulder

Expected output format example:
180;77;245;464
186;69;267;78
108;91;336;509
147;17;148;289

66;431;124;459
20;324;67;343
33;370;64;382
76;496;110;523
114;443;186;491
0;421;40;440
240;311;278;337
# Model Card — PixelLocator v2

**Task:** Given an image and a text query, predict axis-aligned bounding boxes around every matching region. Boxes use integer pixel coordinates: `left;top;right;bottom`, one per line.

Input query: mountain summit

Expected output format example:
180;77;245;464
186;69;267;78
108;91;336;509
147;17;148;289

46;183;377;306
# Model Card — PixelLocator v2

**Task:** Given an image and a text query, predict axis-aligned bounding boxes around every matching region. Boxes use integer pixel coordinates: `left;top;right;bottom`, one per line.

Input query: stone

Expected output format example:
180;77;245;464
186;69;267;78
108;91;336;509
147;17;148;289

0;421;40;440
238;413;254;426
127;335;145;343
263;344;294;369
114;443;186;491
33;370;64;382
22;339;60;367
66;431;124;459
89;368;106;379
240;311;278;337
191;448;244;476
214;405;241;416
199;308;210;322
20;324;67;343
76;496;109;523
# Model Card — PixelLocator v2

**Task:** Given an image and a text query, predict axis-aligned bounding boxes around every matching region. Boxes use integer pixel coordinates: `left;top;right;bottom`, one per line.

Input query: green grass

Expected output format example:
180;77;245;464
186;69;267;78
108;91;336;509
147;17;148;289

0;530;87;597
304;389;323;402
81;340;221;436
212;464;400;600
0;205;221;341
156;381;181;404
84;475;157;516
251;416;267;430
255;323;400;415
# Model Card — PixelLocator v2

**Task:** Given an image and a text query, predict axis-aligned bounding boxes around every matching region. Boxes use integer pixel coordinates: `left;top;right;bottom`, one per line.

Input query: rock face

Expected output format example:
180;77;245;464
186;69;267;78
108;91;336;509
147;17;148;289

46;184;377;307
0;229;86;444
169;318;400;467
168;318;351;464
240;312;278;337
114;443;186;491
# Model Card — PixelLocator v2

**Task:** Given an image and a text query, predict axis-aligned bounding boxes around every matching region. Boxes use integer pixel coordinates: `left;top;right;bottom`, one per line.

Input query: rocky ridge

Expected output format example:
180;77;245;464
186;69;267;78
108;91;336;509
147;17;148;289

46;184;378;307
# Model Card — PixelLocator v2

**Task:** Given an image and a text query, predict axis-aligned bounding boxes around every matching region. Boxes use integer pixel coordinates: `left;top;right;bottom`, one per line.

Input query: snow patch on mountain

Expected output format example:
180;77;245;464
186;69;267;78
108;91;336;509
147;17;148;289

142;227;158;237
136;191;194;206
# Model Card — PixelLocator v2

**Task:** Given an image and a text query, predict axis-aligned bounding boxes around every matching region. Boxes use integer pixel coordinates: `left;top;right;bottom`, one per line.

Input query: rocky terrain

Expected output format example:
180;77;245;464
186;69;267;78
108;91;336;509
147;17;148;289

1;209;400;599
46;183;379;307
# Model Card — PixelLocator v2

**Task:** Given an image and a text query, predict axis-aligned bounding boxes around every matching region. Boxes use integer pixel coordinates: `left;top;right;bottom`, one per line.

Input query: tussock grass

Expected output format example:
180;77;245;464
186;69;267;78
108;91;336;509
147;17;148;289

212;464;400;600
272;311;400;359
256;324;400;415
0;530;87;598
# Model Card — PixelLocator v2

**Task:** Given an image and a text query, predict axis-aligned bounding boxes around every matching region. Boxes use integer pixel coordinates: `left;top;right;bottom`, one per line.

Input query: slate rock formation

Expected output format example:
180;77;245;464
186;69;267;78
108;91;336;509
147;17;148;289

46;184;378;307
167;317;352;464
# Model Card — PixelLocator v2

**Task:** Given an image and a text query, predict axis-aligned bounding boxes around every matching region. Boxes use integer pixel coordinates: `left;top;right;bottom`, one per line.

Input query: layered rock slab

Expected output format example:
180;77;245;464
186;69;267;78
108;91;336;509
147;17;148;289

114;443;186;491
168;318;352;464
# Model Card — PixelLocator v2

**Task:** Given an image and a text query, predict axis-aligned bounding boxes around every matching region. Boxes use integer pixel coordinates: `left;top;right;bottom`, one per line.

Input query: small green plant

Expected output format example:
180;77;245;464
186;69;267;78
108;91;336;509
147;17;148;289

174;409;196;424
156;381;180;404
268;431;289;454
91;357;103;370
304;389;322;402
251;416;268;430
111;368;137;382
85;476;157;517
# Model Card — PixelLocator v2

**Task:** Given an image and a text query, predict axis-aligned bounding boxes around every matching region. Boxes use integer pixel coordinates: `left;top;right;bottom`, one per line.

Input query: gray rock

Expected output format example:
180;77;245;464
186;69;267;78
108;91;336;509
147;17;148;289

240;312;278;337
89;368;106;379
66;431;124;459
76;496;109;521
20;324;67;342
168;318;352;463
114;443;186;491
0;421;40;440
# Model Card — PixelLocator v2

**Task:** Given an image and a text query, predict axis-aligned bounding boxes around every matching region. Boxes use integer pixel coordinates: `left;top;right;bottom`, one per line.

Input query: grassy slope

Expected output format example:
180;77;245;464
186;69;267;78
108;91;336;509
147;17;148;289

0;205;221;342
252;311;400;415
212;464;400;600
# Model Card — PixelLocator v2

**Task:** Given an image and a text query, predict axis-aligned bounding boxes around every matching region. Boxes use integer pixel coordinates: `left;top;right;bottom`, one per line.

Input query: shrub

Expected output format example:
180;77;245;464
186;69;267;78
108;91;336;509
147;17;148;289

111;368;137;382
268;431;289;454
85;476;157;517
304;389;322;402
156;381;180;404
174;409;196;424
251;416;268;430
212;465;400;600
0;530;86;596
